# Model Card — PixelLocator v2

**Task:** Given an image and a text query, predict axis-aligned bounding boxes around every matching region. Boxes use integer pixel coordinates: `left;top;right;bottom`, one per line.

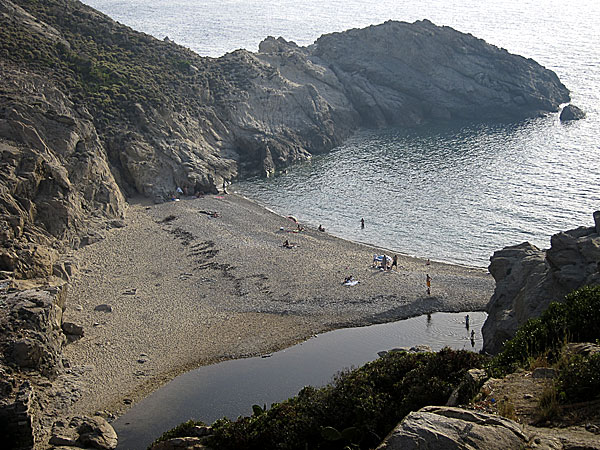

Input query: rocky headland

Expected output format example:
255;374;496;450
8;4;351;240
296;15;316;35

0;0;587;448
482;211;600;355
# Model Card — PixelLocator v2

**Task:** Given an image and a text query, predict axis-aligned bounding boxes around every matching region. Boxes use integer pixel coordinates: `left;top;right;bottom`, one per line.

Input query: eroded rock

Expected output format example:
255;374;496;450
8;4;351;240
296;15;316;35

482;212;600;354
2;284;68;375
376;405;528;449
75;416;118;450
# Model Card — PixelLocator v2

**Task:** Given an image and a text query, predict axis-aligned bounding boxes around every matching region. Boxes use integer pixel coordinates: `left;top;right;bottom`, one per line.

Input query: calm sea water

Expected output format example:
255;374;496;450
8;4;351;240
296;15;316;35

81;0;600;266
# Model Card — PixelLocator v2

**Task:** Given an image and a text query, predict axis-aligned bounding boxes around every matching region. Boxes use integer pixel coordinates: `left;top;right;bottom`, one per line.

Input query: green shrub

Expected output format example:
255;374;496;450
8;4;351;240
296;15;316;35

557;353;600;402
488;285;600;377
197;348;485;450
151;419;205;445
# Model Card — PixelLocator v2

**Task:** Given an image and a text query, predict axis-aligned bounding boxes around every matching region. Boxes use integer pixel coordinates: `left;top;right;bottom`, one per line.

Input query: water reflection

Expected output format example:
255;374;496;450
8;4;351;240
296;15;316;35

114;311;487;450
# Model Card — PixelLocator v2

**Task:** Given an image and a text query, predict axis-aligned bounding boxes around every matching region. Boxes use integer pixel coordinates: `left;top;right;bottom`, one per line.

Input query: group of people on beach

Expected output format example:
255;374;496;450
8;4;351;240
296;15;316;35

372;254;398;271
282;216;440;299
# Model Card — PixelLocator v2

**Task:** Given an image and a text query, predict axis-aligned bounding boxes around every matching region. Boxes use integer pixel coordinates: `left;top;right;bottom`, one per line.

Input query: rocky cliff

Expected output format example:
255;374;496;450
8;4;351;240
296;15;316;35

0;0;571;282
482;212;600;354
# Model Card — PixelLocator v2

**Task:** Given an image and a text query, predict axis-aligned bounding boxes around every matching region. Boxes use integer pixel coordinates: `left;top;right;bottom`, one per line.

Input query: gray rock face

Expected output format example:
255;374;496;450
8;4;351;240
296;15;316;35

376;405;528;449
0;63;126;279
482;212;600;354
1;284;68;376
310;20;569;125
560;104;586;121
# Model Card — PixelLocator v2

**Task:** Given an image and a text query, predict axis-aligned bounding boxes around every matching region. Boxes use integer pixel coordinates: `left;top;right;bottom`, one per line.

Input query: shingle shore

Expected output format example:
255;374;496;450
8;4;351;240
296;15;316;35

62;193;494;417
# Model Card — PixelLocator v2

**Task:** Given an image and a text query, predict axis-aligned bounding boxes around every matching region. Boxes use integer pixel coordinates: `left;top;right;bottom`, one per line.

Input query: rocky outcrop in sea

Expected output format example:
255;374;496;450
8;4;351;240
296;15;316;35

482;211;600;354
560;104;586;121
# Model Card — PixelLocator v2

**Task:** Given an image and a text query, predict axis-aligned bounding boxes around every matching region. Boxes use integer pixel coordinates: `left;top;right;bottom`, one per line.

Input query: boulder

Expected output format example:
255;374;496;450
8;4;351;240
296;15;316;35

62;321;84;338
376;406;528;449
94;304;113;313
73;416;118;450
482;212;600;354
560;104;586;121
50;416;118;450
150;437;210;450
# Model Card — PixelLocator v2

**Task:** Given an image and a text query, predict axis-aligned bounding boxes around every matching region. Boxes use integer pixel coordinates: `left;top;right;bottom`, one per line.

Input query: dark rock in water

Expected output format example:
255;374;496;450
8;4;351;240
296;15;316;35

482;212;600;355
310;20;569;126
560;104;586;121
594;211;600;234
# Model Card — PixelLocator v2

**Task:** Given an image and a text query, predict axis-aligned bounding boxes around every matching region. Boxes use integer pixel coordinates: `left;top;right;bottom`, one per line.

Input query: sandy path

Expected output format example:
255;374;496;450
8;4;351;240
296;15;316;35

59;194;493;418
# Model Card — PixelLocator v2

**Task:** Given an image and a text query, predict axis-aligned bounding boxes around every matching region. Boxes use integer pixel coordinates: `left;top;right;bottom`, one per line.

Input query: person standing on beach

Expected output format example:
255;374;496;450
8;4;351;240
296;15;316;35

391;254;398;270
426;274;432;295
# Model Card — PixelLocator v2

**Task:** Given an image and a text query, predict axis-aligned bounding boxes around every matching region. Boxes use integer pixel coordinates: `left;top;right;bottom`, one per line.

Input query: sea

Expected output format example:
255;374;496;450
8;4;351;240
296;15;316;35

81;0;600;267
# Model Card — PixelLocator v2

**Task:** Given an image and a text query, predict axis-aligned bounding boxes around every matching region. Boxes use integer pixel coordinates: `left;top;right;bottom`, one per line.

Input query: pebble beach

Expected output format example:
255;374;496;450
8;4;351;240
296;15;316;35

60;193;494;418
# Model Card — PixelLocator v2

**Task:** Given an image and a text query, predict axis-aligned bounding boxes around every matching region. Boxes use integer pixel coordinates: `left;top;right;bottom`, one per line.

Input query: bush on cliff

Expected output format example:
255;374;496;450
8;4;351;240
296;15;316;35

154;348;485;450
487;285;600;377
557;352;600;402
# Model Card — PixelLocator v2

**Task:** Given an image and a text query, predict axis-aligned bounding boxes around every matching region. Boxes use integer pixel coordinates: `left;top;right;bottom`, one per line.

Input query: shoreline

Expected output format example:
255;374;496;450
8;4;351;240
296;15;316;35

230;189;493;270
56;193;494;423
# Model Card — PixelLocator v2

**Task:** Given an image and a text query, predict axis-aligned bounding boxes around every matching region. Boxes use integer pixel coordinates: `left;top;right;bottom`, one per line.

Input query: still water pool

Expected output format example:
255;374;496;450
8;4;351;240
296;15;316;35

114;311;486;449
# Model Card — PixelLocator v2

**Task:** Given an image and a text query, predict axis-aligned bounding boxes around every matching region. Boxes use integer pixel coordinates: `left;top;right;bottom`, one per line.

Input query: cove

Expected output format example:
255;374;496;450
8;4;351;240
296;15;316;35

113;311;486;449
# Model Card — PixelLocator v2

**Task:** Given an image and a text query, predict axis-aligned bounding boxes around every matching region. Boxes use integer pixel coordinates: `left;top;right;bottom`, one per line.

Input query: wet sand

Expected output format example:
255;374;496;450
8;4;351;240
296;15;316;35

60;193;494;418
